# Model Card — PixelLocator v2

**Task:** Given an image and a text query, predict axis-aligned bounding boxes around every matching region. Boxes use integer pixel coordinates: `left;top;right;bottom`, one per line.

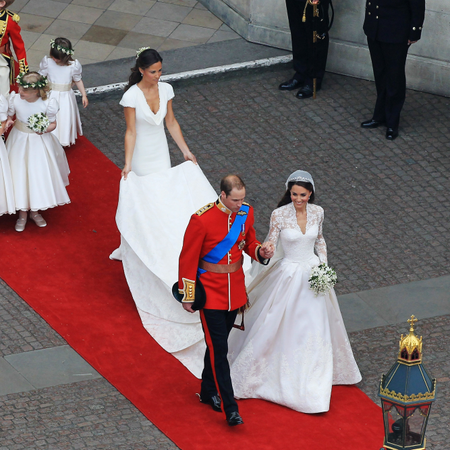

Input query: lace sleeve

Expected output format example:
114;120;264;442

266;209;282;247
315;207;327;264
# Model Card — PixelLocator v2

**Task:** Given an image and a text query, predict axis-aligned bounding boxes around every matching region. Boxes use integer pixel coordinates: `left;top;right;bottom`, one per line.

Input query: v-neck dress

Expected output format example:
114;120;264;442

119;83;173;176
228;202;362;413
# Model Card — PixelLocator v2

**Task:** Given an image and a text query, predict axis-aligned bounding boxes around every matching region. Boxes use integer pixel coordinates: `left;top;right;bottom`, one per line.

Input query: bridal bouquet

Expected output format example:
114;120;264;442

309;263;337;296
27;113;50;134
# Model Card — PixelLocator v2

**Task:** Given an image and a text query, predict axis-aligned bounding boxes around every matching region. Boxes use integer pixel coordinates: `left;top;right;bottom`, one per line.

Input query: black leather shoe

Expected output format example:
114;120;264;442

199;393;222;412
386;128;398;140
226;411;244;426
279;78;303;91
295;85;314;99
361;119;385;129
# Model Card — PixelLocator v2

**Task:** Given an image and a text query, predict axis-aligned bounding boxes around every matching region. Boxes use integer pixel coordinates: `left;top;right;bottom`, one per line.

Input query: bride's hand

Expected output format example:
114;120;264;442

260;242;275;259
183;151;197;165
121;164;131;180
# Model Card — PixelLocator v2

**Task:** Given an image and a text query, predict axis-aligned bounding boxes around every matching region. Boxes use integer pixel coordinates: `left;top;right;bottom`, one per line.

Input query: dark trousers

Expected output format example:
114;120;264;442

200;308;238;416
368;37;410;130
285;0;329;87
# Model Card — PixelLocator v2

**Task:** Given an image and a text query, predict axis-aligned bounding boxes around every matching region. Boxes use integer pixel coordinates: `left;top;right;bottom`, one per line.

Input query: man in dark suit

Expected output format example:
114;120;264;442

279;0;331;99
361;0;425;140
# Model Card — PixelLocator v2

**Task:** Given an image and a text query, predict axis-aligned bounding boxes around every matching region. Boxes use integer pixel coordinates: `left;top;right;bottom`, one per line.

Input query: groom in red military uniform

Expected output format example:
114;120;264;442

0;0;28;96
178;174;274;426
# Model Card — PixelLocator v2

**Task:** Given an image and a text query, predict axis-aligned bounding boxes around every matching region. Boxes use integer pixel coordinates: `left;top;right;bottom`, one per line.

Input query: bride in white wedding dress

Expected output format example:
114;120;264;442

228;170;362;413
112;49;215;377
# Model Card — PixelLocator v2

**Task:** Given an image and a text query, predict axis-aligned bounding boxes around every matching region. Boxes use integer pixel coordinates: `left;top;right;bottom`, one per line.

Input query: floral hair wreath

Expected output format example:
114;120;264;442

16;72;49;89
136;47;152;59
50;39;74;56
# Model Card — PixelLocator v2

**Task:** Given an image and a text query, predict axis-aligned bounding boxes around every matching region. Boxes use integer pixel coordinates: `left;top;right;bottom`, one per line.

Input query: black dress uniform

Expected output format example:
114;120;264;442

280;0;330;98
362;0;425;138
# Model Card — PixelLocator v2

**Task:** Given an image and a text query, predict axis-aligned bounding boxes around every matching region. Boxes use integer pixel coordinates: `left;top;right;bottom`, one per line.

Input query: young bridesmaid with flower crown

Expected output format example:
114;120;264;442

6;72;70;232
39;37;88;147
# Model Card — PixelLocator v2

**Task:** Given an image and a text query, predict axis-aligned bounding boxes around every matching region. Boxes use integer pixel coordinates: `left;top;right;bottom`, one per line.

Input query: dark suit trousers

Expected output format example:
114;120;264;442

200;308;238;416
368;37;409;130
286;0;329;87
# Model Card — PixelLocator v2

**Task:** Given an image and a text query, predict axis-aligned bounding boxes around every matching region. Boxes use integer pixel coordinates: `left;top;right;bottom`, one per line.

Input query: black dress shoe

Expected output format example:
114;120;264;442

226;411;244;426
279;78;303;91
295;85;314;99
361;119;385;129
199;393;222;412
386;128;398;140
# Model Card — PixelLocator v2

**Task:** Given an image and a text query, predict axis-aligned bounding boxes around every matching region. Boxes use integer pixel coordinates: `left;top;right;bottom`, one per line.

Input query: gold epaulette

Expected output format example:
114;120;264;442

6;10;20;23
18;58;28;73
195;202;214;216
243;201;250;206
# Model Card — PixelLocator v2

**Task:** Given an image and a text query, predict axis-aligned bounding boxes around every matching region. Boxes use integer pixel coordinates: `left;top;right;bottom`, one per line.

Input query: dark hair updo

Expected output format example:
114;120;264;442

125;49;163;91
49;37;74;66
277;181;315;208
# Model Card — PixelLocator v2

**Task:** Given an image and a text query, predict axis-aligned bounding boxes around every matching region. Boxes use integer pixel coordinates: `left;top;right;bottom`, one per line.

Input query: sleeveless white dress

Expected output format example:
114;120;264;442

6;93;70;212
39;56;83;147
0;94;15;215
229;202;362;413
113;82;216;377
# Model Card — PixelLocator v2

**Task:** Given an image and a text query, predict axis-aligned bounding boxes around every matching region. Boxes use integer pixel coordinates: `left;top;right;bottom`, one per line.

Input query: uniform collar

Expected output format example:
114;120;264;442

215;197;232;215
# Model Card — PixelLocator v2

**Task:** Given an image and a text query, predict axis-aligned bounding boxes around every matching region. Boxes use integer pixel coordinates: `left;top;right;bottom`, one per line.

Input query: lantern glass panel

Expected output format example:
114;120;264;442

384;403;404;447
404;406;428;446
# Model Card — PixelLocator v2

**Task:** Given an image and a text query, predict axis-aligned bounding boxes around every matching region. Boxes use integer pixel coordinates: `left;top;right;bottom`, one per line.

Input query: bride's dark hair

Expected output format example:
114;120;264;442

277;181;315;208
125;49;163;91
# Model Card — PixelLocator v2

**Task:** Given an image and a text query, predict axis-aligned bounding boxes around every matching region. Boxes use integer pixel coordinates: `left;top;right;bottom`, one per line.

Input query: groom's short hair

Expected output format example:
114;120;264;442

220;174;245;196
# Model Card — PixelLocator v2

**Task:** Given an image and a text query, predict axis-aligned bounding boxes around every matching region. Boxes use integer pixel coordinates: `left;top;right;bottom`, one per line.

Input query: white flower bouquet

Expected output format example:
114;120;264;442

27;113;50;134
309;263;337;296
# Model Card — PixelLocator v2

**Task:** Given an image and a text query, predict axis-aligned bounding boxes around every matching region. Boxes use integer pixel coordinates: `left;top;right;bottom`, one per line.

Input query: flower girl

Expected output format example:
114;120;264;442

39;37;88;147
6;72;70;232
0;94;15;216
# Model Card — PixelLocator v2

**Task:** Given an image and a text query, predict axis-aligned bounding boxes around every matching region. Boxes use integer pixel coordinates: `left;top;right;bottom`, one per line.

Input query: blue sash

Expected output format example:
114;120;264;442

198;204;249;275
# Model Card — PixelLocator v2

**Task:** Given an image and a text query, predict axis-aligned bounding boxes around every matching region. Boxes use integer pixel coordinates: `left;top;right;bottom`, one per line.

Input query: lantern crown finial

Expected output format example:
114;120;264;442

398;315;423;364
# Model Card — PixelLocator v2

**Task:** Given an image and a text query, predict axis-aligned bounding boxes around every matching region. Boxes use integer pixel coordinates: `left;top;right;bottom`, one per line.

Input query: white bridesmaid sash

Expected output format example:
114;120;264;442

50;82;72;92
14;120;35;133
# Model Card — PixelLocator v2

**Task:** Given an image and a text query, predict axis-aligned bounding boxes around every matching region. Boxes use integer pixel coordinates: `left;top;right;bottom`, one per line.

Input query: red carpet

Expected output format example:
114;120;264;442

0;136;384;449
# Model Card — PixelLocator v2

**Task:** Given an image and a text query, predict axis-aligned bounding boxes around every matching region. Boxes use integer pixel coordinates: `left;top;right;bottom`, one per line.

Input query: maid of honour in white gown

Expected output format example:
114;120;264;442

228;170;362;413
112;49;215;378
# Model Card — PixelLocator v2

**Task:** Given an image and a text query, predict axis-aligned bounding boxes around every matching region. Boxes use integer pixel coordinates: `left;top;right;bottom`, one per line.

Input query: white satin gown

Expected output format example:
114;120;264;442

112;82;216;378
228;202;362;413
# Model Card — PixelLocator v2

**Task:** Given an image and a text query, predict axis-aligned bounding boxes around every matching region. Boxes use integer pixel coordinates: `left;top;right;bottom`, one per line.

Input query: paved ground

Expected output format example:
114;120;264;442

1;62;449;448
14;0;240;69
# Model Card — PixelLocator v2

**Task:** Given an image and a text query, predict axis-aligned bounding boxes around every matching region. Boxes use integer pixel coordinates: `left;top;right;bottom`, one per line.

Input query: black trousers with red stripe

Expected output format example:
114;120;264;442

200;308;239;415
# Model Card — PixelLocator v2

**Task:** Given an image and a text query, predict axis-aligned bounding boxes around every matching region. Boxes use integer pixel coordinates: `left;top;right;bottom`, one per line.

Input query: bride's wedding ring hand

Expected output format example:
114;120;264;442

260;242;275;259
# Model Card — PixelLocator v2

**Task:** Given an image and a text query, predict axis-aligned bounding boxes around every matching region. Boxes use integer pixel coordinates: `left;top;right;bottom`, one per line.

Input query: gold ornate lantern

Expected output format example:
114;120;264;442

378;316;436;450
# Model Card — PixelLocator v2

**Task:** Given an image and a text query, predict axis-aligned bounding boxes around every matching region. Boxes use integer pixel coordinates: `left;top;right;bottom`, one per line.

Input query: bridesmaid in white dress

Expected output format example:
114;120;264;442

229;170;361;413
120;48;196;178
6;72;70;232
112;49;216;377
0;94;15;216
39;37;88;147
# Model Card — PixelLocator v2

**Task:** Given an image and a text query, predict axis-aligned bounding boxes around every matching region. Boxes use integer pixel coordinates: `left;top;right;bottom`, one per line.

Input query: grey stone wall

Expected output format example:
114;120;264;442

199;0;450;97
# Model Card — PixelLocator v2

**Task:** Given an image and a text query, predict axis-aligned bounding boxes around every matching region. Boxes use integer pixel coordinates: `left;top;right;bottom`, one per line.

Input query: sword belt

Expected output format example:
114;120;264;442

199;256;243;274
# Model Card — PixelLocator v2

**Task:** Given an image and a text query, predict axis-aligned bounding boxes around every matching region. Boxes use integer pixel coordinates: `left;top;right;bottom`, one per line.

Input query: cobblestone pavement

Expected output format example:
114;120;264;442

1;66;449;449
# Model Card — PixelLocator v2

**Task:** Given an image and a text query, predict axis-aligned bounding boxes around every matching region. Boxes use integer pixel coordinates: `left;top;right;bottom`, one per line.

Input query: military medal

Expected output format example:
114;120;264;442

238;240;246;250
241;224;245;236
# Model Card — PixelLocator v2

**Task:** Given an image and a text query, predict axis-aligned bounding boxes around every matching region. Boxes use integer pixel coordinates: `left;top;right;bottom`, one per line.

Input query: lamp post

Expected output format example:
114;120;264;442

378;315;436;450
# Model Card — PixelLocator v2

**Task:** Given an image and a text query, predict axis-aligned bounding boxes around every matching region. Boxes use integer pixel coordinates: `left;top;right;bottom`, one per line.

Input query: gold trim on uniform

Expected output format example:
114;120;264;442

179;277;196;303
255;244;262;261
195;202;214;216
18;58;28;73
216;197;231;214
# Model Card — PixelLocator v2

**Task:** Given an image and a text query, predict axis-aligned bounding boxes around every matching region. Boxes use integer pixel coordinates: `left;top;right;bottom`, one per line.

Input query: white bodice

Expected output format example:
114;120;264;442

8;92;59;124
39;56;82;84
267;202;327;266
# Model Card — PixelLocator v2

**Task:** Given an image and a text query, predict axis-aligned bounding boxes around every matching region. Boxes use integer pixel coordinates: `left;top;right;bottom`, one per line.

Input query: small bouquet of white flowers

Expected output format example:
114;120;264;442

27;113;50;134
309;263;337;296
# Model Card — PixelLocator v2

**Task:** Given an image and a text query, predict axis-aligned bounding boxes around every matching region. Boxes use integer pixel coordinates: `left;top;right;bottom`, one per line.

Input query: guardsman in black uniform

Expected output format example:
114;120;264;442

361;0;425;140
279;0;331;99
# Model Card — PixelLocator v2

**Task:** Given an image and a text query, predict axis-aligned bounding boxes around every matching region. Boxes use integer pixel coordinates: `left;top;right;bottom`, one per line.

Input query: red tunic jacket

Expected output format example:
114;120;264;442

178;199;263;311
0;9;28;79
